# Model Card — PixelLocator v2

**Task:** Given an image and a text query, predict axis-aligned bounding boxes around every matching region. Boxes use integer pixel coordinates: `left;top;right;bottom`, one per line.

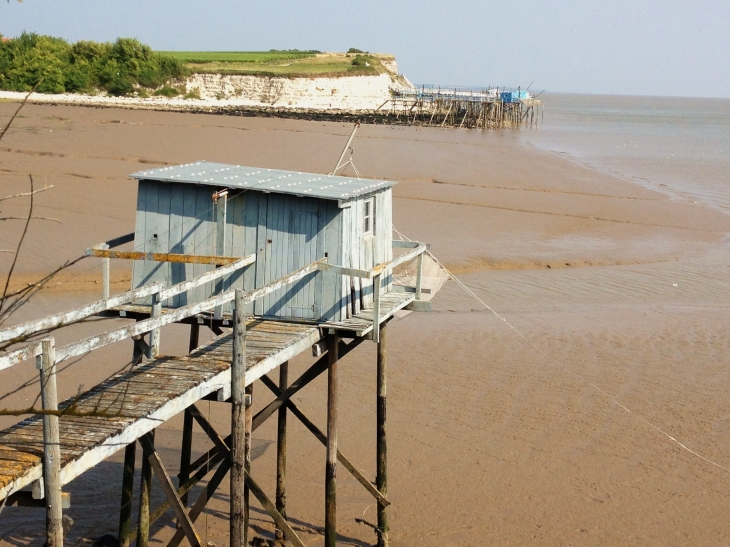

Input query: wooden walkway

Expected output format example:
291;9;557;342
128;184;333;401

0;319;320;501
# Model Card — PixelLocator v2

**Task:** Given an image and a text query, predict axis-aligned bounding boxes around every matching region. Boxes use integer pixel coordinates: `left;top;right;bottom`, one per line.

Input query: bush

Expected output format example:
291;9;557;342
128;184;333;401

0;32;187;96
347;48;364;54
154;85;180;97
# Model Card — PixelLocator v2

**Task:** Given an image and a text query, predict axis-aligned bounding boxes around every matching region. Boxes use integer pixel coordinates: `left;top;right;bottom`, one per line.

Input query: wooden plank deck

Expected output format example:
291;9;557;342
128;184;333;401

322;291;415;336
0;319;321;501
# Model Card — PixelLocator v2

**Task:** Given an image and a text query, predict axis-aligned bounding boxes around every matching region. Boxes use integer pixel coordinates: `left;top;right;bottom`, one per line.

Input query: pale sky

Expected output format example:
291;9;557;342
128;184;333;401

1;0;728;98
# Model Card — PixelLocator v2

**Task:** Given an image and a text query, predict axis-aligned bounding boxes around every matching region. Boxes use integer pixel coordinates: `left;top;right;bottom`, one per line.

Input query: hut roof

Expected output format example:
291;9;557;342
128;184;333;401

130;161;396;202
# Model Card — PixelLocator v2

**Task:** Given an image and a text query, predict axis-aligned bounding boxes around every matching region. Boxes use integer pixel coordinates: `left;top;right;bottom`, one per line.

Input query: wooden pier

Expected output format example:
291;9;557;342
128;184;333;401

380;86;542;129
0;159;435;547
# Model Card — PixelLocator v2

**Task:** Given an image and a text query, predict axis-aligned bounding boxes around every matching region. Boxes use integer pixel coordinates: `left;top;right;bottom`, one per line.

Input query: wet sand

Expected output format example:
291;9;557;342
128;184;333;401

1;103;730;546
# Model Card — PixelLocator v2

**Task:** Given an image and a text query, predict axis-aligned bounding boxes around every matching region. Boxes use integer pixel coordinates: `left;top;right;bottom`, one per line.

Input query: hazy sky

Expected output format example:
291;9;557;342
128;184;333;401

2;0;728;98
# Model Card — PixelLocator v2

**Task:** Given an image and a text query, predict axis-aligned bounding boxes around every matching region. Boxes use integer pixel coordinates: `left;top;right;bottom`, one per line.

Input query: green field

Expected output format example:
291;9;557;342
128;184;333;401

157;50;395;78
159;50;319;64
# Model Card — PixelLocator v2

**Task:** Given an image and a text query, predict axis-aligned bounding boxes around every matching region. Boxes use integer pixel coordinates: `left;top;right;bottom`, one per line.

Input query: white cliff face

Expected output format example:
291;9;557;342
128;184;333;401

185;72;407;110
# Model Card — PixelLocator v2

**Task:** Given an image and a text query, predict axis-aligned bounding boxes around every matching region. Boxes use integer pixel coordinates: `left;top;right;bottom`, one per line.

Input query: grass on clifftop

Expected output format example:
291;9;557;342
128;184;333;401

158;51;396;78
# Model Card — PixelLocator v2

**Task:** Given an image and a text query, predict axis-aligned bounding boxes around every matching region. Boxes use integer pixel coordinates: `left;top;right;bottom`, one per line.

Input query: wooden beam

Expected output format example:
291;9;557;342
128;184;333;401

86;248;242;266
275;362;288;545
325;333;339;547
37;339;63;547
167;459;232;547
188;404;230;455
54;258;326;363
230;289;247;547
244;469;306;547
137;429;154;547
139;434;203;547
377;323;389;547
93;232;135;249
118;443;136;547
158;254;255;303
0;280;163;348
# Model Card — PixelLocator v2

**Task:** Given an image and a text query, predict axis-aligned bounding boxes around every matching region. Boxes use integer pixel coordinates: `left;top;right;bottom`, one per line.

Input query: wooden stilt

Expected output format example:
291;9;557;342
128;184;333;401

137;428;154;547
38;338;63;547
325;333;339;547
179;409;193;510
275;361;289;544
178;322;199;527
377;323;389;547
230;288;247;547
244;379;254;546
118;442;137;547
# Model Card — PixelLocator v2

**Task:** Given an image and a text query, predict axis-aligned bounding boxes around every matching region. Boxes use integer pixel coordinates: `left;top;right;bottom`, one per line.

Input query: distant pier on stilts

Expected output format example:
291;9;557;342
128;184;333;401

379;85;542;129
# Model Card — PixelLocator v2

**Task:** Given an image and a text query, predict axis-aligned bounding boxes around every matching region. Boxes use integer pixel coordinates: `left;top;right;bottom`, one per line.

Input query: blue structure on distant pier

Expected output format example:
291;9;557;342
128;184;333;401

499;90;530;103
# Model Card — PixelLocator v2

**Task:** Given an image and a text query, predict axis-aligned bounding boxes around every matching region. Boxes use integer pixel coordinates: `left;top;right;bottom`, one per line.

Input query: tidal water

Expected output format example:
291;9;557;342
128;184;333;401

518;93;730;213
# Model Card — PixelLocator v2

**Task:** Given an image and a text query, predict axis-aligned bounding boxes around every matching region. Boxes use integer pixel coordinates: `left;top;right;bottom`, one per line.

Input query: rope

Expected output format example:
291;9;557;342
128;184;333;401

392;226;730;474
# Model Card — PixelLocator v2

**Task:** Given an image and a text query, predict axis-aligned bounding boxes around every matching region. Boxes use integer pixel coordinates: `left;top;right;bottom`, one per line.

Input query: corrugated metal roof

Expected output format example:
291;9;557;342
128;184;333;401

130;161;396;202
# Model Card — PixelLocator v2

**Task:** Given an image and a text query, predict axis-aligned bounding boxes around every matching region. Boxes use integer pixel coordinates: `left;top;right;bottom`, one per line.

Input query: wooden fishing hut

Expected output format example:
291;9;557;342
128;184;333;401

0;159;433;547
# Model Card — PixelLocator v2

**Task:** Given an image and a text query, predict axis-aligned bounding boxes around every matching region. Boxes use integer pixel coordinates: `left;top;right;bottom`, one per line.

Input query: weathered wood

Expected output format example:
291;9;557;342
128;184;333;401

38;338;63;547
377;323;389;547
178;409;193;512
259;374;389;507
415;252;424;301
101;243;110;300
167;459;231;547
139;433;203;547
189;404;230;455
54;259;325;363
404;300;431;312
147;292;162;359
86;248;241;265
372;273;381;344
158;254;255;303
0;280;163;355
231;289;246;547
214;193;228;320
275;361;288;544
325;333;339;547
137;429;154;547
118;442;136;547
95;231;135;250
244;468;307;547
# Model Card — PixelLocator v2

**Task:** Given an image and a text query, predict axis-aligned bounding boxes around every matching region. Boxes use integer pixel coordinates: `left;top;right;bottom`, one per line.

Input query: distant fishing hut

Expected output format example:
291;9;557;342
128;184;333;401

0;155;438;547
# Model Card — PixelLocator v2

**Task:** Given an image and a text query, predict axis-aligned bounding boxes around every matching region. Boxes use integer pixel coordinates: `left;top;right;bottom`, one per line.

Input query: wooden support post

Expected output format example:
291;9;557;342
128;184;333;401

275;361;288;544
179;409;193;512
38;338;63;547
325;333;339;547
147;291;162;359
415;253;424;301
139;434;203;547
231;288;247;547
214;192;227;319
377;323;389;547
118;442;136;547
188;322;200;353
137;429;154;547
372;273;381;344
101;243;110;300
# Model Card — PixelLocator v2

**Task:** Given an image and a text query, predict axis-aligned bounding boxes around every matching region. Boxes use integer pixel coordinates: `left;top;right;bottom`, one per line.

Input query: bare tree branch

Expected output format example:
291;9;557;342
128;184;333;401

0;79;42;144
0;215;63;223
0;185;54;202
0;174;34;317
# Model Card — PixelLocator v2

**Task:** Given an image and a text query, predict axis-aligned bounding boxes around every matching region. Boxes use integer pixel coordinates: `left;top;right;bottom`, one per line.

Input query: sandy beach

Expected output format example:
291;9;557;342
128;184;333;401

1;102;730;546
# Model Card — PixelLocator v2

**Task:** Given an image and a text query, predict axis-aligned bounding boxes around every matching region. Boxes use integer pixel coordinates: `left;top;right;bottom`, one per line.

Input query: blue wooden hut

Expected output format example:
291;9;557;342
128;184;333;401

129;161;396;322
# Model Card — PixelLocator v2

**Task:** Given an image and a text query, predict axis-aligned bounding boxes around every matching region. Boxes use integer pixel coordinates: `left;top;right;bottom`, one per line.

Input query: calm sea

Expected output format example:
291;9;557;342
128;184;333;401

517;93;730;213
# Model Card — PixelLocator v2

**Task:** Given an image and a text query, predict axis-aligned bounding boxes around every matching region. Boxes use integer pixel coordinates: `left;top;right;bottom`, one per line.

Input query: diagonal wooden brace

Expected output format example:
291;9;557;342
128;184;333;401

259;375;390;507
244;469;306;547
188;404;230;455
167;459;232;547
139;434;202;547
186;337;365;477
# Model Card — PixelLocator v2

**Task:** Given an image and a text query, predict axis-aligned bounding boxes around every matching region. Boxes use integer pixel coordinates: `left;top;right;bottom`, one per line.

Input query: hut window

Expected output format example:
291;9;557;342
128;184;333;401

364;198;374;235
